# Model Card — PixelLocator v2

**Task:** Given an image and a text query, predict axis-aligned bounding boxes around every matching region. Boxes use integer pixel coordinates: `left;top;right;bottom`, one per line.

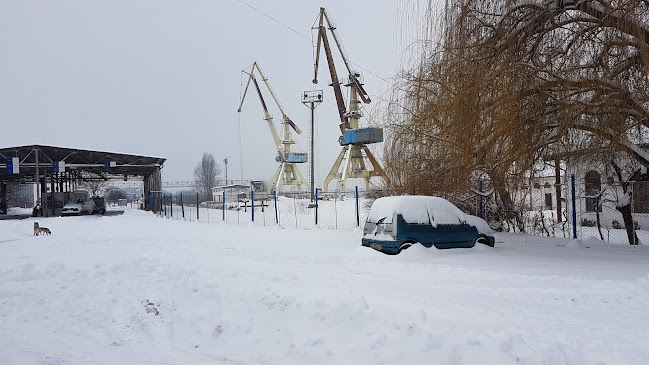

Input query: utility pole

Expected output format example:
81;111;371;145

302;90;323;201
224;157;228;185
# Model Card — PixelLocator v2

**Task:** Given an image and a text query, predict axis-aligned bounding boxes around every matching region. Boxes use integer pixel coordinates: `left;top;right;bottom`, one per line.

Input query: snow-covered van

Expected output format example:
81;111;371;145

361;196;495;254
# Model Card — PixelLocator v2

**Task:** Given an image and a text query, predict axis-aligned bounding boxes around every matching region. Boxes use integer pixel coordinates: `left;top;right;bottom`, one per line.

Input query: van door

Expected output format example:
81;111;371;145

396;214;435;248
432;223;478;249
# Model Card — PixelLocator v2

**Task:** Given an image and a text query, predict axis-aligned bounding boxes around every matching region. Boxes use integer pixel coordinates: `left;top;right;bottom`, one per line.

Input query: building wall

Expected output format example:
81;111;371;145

212;186;251;204
510;176;561;211
566;162;649;229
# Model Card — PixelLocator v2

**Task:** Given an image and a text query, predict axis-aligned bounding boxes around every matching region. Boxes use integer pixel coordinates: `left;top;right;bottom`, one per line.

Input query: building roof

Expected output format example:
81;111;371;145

0;144;166;183
212;184;251;191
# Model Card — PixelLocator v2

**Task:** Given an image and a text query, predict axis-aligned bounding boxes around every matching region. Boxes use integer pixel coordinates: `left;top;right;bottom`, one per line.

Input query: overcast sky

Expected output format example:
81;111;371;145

0;0;424;188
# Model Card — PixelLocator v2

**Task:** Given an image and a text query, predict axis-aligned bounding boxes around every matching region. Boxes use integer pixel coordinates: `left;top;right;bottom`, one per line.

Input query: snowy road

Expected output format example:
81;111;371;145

1;210;648;364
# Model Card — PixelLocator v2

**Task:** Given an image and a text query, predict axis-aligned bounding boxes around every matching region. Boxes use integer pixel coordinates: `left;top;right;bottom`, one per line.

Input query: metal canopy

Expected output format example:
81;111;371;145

0;144;165;183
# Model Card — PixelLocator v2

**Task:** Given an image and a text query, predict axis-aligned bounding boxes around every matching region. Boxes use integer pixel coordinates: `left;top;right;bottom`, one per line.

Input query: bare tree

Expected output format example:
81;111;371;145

80;179;107;197
193;153;221;200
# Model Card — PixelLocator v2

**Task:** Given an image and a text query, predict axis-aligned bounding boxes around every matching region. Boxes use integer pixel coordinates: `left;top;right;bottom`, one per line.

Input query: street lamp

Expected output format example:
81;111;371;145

224;158;228;185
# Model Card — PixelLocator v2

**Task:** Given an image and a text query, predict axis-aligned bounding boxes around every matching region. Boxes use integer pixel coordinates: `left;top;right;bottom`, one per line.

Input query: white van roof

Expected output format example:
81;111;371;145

367;196;466;225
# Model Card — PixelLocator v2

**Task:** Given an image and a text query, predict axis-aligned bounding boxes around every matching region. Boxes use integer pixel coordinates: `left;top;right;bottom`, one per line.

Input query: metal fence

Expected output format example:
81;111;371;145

148;176;649;249
149;189;370;231
461;176;648;248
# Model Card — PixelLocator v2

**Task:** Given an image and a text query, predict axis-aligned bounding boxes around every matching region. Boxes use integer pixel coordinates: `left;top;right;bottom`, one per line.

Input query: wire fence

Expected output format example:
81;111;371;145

148;176;649;249
455;176;649;248
149;190;369;232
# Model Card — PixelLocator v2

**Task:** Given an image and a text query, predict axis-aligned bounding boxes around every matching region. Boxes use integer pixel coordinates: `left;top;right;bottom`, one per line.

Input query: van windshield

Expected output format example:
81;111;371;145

366;215;392;224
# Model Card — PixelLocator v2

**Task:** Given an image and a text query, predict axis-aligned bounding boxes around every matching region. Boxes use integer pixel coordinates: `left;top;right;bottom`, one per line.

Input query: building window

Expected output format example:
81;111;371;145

585;170;601;212
544;182;551;189
545;193;553;209
533;182;541;189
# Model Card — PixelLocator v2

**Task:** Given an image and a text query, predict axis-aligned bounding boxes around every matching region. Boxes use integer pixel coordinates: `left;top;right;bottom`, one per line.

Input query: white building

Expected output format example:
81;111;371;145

211;184;252;205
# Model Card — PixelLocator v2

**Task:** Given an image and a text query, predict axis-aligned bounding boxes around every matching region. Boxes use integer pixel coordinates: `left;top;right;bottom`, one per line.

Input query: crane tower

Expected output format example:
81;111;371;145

313;7;389;193
238;62;310;194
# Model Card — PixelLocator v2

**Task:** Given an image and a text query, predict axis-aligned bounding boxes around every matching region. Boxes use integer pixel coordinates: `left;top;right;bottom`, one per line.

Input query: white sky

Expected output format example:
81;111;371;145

0;0;414;186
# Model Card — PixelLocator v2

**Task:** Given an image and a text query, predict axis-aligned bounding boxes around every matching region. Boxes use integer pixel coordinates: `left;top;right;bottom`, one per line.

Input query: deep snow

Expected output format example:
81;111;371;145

1;209;648;364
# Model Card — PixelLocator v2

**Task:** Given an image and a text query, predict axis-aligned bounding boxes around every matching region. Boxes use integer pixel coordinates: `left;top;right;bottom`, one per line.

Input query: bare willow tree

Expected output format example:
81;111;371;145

387;0;649;241
193;153;221;201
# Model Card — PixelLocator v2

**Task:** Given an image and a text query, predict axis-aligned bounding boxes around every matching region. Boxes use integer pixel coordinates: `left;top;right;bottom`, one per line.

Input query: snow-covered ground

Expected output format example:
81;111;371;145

1;209;648;364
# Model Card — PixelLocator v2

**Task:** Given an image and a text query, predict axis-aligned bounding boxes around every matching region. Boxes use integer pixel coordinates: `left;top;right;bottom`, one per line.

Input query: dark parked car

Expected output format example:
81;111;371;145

362;196;495;255
92;197;106;215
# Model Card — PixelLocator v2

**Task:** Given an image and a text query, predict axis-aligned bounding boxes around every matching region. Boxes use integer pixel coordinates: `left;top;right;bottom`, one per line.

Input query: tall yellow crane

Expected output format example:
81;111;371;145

238;62;309;194
313;7;389;193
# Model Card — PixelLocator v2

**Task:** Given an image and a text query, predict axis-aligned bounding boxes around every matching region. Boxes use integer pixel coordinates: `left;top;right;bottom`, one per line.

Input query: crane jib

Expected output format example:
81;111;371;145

251;77;269;112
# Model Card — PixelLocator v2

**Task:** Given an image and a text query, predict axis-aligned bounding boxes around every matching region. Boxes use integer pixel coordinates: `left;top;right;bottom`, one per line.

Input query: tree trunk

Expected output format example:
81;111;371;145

495;185;524;233
616;203;639;245
595;197;604;241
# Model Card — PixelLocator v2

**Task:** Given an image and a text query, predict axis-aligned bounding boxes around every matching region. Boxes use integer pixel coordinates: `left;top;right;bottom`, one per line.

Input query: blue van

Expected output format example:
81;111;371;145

361;196;495;255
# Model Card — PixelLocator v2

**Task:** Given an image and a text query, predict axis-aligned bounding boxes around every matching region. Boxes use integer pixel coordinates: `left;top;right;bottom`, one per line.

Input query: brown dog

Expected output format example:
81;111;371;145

33;222;51;236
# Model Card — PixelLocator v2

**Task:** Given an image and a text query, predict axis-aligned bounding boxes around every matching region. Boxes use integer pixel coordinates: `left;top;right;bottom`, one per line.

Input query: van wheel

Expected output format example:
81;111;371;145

398;242;415;254
474;237;488;247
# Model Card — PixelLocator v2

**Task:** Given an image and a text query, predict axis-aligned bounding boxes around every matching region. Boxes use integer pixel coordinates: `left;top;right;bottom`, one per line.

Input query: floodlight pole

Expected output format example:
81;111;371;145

301;90;323;201
224;157;228;185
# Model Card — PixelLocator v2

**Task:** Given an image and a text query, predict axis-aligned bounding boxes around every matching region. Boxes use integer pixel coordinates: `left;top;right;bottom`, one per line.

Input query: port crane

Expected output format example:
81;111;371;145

238;62;309;194
313;7;389;193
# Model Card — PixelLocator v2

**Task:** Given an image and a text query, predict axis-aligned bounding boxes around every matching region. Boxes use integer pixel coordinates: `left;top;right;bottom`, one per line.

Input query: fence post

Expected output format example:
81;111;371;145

631;181;636;244
572;174;577;239
274;190;278;224
251;190;255;222
196;192;199;221
315;188;319;226
355;186;360;227
149;194;153;214
170;193;173;218
164;194;167;218
222;191;226;221
181;193;185;219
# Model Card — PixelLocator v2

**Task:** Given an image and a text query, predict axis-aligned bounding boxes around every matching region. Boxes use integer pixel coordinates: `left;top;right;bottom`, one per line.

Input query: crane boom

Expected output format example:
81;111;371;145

316;25;348;131
247;71;282;153
238;62;307;159
314;8;371;105
253;63;302;134
238;67;282;154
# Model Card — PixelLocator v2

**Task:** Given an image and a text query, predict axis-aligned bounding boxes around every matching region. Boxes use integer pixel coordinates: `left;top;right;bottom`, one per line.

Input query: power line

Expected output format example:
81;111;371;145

234;0;391;85
235;0;312;43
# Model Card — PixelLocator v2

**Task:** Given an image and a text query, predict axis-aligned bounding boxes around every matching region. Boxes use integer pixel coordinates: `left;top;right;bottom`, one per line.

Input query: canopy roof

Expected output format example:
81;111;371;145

0;144;165;183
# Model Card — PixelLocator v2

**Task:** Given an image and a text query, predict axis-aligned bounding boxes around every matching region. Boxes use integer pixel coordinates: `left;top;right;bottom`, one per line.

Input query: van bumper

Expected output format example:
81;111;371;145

361;238;401;255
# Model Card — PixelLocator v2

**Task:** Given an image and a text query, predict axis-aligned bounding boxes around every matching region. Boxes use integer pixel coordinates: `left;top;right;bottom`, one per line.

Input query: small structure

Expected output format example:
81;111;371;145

212;184;252;205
